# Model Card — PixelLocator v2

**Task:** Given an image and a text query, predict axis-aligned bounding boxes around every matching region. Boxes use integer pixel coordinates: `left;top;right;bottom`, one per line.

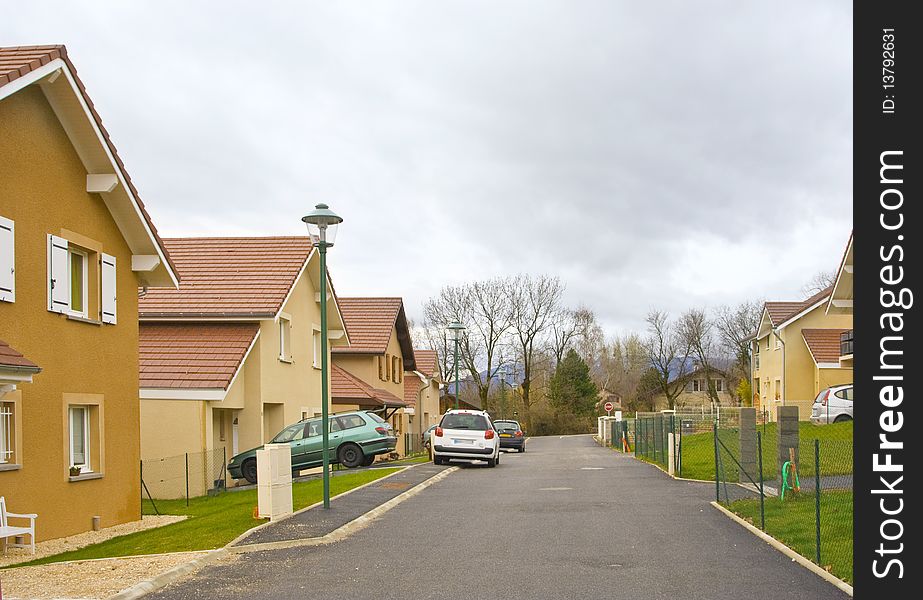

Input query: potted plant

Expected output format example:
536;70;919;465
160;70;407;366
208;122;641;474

69;465;82;477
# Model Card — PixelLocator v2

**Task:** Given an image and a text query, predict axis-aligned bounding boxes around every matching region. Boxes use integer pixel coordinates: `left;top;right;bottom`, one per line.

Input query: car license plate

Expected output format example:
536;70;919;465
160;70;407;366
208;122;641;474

453;438;469;445
500;433;512;437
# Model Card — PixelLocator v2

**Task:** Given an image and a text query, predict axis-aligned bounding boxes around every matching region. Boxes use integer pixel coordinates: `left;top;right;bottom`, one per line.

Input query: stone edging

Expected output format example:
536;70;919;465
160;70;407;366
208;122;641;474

710;501;853;597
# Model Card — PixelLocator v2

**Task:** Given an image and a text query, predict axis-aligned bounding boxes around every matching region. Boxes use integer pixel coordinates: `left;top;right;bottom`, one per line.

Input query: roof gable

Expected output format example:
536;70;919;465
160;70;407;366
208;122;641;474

412;349;440;379
0;45;177;287
139;237;313;318
759;285;834;332
331;364;407;408
333;297;416;369
802;328;850;365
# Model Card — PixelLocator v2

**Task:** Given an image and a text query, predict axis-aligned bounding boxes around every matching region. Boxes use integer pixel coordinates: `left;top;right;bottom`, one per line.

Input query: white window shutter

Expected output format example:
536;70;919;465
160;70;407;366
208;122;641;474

101;253;117;324
47;234;69;313
0;216;13;303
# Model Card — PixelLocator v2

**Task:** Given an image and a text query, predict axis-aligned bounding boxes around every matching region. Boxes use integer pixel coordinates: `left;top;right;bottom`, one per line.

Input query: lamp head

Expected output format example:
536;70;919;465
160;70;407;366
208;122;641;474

302;203;343;246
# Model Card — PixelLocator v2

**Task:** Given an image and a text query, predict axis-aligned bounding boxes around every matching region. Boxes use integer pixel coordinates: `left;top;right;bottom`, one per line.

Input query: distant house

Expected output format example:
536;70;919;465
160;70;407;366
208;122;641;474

751;237;853;421
1;45;178;539
138;237;349;494
331;298;414;455
647;363;735;411
596;389;623;412
403;349;442;443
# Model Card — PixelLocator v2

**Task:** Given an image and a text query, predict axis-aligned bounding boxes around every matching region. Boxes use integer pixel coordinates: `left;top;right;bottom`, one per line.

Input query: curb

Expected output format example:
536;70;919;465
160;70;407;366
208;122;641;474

710;501;853;597
108;463;453;600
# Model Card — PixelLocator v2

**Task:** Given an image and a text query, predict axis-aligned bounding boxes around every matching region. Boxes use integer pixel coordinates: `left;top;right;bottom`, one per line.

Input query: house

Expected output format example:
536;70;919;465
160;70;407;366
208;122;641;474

826;232;853;370
751;275;853;420
138;237;349;494
331;298;415;455
649;365;735;411
0;45;178;540
402;349;442;448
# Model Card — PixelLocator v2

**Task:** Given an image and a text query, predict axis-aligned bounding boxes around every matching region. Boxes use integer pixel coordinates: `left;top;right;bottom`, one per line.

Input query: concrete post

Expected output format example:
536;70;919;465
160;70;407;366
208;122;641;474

776;406;800;488
738;408;757;483
668;432;675;476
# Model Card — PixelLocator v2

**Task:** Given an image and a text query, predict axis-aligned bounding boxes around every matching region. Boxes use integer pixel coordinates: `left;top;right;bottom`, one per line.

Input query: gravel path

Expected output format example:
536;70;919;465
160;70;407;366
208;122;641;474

0;515;186;568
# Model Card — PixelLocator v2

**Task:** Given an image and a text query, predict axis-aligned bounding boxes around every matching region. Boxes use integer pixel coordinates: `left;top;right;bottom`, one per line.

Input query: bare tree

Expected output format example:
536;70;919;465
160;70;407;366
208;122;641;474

801;270;836;297
678;308;724;408
550;308;579;367
714;300;763;399
644;310;692;410
508;274;564;431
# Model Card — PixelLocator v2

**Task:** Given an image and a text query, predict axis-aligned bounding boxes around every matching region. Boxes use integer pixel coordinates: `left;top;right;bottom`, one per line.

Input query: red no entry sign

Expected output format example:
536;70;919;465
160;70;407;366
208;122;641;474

604;401;613;412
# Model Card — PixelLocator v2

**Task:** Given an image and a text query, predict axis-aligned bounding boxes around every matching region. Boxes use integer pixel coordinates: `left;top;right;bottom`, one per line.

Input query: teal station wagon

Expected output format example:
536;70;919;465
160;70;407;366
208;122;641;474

228;410;396;484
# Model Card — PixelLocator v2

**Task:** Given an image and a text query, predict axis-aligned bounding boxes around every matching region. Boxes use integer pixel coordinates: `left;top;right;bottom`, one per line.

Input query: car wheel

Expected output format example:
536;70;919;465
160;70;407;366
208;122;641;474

518;446;525;453
338;443;364;468
241;459;258;485
833;415;852;423
486;457;496;467
361;454;375;467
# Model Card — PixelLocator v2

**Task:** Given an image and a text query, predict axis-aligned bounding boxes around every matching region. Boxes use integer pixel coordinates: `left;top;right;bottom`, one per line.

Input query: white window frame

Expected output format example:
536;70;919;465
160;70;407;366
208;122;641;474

278;316;292;362
312;328;322;369
0;215;14;303
69;406;91;472
68;248;89;318
774;336;781;350
714;379;724;392
0;401;14;464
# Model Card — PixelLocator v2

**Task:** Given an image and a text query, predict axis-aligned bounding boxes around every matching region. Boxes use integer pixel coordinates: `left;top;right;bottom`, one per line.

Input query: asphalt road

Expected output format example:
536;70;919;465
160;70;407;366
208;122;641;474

150;435;849;600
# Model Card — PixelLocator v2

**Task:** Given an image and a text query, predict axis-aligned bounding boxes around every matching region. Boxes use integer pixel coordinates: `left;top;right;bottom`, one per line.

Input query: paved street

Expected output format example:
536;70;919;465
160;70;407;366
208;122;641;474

150;435;848;600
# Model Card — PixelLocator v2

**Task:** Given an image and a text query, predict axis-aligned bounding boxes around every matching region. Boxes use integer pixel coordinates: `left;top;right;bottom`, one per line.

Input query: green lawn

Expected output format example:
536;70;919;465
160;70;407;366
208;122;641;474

677;421;852;481
729;491;853;584
12;468;400;567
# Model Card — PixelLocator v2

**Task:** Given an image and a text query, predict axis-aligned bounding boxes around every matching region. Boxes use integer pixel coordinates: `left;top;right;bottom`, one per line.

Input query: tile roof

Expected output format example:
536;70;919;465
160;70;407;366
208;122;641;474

802;329;850;365
765;285;834;327
332;298;416;369
0;45;178;281
139;323;259;389
139;237;312;318
331;364;408;408
404;373;423;406
0;339;40;372
412;349;439;379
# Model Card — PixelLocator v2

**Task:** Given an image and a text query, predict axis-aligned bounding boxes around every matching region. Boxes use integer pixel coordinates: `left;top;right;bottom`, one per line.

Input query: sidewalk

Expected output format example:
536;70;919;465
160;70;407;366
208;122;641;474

235;463;449;546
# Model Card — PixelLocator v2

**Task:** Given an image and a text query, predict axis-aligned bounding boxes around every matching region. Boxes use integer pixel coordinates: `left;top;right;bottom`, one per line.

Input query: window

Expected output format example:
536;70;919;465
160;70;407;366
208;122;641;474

272;422;307;443
336;414;366;430
714;379;724;392
692;379;703;392
774;336;781;350
366;412;386;424
69;406;91;471
765;337;770;351
378;356;385;381
68;248;88;317
0;401;15;464
312;328;321;368
277;316;292;361
385;354;392;381
392;356;402;383
440;414;489;430
774;379;782;401
0;215;14;303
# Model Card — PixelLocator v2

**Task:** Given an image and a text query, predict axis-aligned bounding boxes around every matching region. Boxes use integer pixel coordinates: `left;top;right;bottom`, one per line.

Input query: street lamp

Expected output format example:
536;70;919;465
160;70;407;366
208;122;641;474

447;321;466;410
302;203;343;509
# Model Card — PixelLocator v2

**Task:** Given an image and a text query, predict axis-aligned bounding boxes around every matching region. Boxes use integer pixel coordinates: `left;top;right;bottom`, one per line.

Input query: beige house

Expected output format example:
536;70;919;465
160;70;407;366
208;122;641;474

751;277;853;420
826;232;853;370
331;297;415;455
138;237;348;495
1;45;178;540
402;349;442;450
650;367;735;411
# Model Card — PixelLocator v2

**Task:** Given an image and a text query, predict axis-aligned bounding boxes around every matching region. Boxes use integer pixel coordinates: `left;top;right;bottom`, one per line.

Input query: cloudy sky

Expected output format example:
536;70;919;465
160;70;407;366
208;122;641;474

3;1;852;334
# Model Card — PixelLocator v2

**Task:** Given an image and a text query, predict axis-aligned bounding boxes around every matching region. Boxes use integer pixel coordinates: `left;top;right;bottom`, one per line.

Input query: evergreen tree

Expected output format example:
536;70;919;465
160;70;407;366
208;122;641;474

548;349;598;417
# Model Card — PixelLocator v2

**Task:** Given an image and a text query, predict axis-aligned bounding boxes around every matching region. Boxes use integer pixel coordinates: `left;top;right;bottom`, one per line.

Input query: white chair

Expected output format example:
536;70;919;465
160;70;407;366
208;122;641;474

0;496;37;555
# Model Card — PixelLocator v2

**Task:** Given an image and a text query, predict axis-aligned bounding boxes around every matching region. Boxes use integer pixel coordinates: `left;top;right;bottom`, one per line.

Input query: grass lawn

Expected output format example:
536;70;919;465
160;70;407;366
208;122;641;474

13;467;400;568
677;421;852;481
728;491;853;584
383;453;431;465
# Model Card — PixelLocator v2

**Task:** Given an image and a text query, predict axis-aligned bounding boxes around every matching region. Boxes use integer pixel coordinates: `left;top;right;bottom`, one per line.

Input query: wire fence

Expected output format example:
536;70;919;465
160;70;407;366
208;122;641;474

141;447;227;506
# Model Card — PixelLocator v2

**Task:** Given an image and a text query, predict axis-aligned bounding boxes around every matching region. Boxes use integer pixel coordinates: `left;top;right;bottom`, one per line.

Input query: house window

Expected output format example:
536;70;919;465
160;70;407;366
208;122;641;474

313;328;321;368
69;406;91;471
68;248;88;317
378;356;385;381
279;317;291;362
0;215;14;303
218;410;226;442
692;379;703;392
0;401;15;464
392;356;402;383
385;354;392;381
765;337;770;351
714;379;724;392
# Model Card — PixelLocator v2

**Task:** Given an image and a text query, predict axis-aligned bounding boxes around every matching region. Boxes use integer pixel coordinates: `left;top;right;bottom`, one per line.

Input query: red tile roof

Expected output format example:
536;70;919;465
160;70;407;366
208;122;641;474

139;237;312;318
331;364;407;408
139;323;259;389
765;285;834;327
403;373;423;406
0;339;40;372
802;329;850;365
0;45;177;282
412;349;439;379
332;298;416;369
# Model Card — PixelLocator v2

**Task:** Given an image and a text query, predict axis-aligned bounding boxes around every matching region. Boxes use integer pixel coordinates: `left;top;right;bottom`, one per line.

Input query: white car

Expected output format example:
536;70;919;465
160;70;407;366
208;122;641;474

431;409;501;467
810;384;853;424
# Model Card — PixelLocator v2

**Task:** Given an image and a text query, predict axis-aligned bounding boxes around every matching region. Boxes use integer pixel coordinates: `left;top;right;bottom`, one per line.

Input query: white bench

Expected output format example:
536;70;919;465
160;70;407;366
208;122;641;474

0;496;36;555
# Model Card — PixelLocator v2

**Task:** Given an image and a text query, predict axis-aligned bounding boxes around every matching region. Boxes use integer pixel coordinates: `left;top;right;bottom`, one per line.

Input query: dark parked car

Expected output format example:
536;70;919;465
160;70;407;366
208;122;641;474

228;411;396;484
422;424;438;449
493;419;526;452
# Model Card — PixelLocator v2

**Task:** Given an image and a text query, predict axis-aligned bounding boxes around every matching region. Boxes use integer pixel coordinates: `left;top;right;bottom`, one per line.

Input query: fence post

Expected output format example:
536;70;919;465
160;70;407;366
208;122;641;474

814;438;821;565
140;460;143;519
758;431;765;530
185;452;190;507
713;422;719;502
776;406;799;490
739;408;757;484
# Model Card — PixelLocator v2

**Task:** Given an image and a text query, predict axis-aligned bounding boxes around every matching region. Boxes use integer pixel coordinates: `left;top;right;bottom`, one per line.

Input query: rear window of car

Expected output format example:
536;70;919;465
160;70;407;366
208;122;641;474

441;414;489;430
494;421;519;431
365;412;386;424
337;414;366;430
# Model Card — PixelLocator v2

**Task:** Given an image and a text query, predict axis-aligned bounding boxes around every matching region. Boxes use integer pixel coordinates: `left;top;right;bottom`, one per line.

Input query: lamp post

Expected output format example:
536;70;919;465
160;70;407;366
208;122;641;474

447;322;465;410
302;203;342;509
